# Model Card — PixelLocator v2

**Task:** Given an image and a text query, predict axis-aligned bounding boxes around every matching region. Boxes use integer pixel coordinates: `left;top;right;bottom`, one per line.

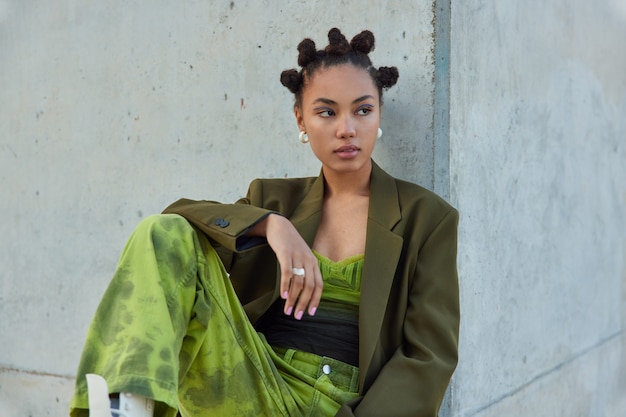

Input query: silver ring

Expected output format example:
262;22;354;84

292;267;305;276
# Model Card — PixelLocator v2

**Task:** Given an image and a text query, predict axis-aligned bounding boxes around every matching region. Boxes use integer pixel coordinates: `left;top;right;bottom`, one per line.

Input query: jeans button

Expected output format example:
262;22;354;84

322;364;331;375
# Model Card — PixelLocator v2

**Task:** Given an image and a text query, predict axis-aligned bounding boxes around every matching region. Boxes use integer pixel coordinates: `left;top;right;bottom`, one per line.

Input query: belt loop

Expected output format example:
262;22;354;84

350;366;360;393
283;348;296;364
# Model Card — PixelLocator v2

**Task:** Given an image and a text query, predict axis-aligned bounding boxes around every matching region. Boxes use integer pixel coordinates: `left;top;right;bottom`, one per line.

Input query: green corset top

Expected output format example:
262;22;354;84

313;250;363;306
258;250;364;367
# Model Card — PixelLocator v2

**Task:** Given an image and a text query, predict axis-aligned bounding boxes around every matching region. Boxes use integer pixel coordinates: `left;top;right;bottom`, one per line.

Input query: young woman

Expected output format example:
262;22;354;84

70;28;459;417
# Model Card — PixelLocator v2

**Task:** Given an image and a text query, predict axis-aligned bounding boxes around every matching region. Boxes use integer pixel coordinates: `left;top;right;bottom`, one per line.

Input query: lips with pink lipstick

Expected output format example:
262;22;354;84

335;144;360;159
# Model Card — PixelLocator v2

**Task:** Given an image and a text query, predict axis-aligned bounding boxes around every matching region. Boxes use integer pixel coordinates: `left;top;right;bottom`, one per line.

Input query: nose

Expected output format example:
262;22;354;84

336;115;356;139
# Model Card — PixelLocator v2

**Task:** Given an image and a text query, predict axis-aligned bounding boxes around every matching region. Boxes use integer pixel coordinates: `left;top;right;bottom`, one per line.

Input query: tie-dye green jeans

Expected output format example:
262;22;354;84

70;214;359;417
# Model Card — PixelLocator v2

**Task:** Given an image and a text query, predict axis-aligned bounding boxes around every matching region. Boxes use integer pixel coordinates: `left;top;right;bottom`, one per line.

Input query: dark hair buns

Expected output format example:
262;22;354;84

281;28;399;105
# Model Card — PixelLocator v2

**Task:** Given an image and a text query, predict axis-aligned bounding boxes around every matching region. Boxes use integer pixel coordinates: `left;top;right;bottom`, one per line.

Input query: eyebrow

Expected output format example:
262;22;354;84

312;95;376;106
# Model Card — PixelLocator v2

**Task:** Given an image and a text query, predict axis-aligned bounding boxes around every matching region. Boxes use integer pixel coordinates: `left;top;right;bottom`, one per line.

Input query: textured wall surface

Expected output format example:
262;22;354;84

0;1;437;415
449;1;626;416
2;0;625;416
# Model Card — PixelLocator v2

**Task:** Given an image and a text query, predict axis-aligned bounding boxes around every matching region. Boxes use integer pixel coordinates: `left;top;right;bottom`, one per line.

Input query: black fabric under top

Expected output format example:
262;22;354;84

255;251;363;367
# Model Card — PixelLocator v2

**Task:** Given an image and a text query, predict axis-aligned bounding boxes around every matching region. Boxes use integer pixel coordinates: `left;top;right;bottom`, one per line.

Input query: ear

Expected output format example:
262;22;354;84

294;106;306;132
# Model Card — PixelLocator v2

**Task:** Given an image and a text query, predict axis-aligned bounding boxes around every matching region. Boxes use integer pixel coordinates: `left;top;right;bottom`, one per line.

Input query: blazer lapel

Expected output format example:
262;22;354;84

359;162;403;388
289;172;325;245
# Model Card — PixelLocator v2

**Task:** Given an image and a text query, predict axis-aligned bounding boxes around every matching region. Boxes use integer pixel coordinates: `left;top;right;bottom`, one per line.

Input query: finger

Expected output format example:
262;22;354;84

279;261;297;315
293;266;318;320
279;261;294;301
285;273;304;316
306;265;324;316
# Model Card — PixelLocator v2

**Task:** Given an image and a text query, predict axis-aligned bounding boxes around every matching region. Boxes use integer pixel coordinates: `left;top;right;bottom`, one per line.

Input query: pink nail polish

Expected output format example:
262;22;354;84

285;306;293;316
309;307;317;316
282;291;288;299
295;310;303;320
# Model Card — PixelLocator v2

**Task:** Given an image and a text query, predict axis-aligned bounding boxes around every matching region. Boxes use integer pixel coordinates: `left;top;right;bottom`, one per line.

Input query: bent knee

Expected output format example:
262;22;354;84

137;213;194;234
133;214;201;250
136;213;222;259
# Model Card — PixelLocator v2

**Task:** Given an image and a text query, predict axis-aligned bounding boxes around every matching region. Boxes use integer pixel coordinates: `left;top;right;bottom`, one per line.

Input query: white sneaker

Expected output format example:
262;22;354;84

86;374;155;417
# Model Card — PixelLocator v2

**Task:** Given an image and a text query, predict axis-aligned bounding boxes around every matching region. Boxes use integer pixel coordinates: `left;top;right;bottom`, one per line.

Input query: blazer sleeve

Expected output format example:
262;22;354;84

338;208;460;417
162;181;280;253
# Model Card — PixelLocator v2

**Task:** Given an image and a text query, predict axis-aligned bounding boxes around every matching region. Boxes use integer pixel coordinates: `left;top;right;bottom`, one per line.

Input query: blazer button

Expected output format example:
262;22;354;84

214;218;229;228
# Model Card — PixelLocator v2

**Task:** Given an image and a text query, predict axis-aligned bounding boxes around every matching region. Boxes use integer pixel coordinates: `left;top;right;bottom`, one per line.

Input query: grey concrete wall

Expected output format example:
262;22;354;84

448;1;626;416
0;1;438;415
2;0;625;416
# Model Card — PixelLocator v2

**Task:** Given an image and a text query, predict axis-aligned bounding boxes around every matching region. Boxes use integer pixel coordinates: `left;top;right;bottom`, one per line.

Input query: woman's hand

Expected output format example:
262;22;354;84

250;214;323;319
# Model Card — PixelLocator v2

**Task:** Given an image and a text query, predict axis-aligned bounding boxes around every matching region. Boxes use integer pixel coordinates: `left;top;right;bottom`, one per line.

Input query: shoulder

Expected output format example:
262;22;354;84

249;176;317;194
398;176;457;216
394;178;455;214
394;179;458;241
372;162;456;216
247;176;318;213
370;163;457;238
385;178;459;253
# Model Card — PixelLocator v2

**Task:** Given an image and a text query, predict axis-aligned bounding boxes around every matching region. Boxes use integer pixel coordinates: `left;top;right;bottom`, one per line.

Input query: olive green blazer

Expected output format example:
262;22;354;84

163;161;459;417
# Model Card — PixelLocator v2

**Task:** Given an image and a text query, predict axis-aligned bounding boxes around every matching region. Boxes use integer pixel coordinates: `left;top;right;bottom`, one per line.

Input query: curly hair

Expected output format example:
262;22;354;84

280;28;399;107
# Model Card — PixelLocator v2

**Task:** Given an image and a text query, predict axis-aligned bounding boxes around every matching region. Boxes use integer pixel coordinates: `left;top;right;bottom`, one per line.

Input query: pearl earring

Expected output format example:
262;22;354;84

299;131;309;144
376;128;383;140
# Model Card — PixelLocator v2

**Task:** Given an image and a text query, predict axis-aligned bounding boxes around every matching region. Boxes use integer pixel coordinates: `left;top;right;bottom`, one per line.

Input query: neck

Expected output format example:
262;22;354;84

322;160;372;197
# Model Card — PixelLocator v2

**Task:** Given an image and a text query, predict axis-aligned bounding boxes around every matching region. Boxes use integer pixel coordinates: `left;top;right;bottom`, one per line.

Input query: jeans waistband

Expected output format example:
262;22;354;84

273;346;359;393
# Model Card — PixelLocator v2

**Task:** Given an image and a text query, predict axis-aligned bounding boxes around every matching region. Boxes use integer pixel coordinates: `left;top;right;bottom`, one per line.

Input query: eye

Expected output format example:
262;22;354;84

317;108;335;118
356;106;373;116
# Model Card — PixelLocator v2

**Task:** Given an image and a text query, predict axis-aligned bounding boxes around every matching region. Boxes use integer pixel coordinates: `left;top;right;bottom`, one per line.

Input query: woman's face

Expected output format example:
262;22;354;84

295;64;380;177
